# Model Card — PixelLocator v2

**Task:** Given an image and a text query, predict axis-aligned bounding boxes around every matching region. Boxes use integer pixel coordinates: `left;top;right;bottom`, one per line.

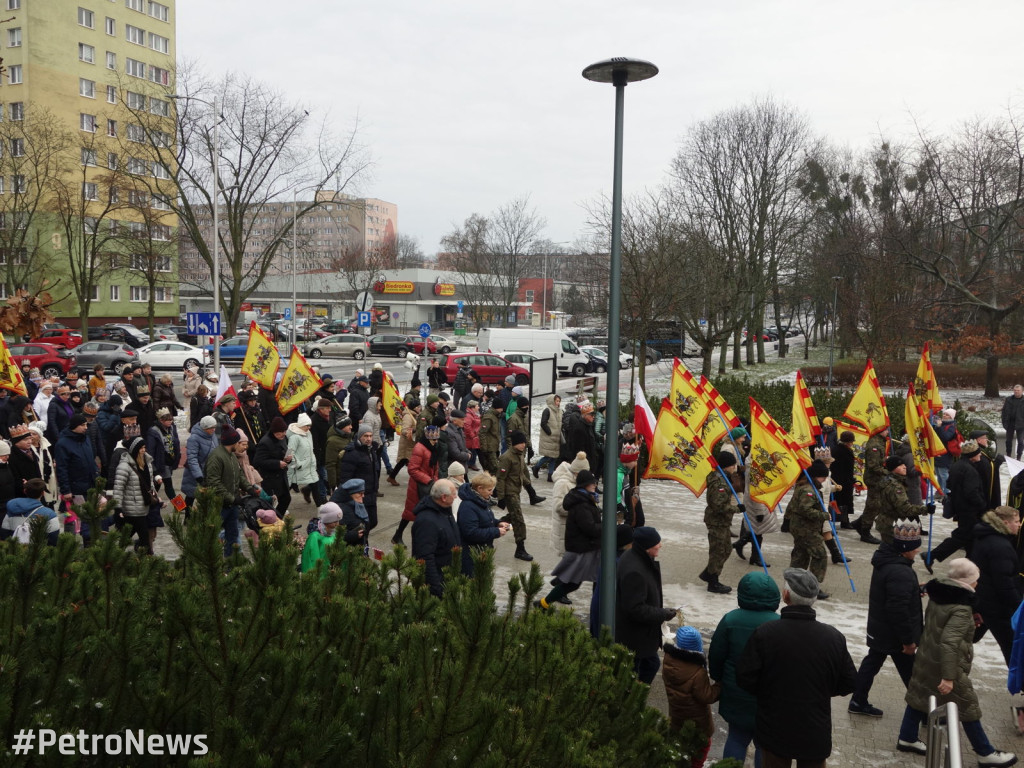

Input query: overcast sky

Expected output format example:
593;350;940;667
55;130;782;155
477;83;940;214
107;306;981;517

179;1;1024;256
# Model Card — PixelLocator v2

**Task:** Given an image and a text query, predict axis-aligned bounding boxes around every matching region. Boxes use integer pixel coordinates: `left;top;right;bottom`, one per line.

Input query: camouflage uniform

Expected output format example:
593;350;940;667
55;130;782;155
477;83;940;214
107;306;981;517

478;409;501;474
704;470;738;577
495;445;531;544
874;473;926;544
786;479;829;582
858;433;887;531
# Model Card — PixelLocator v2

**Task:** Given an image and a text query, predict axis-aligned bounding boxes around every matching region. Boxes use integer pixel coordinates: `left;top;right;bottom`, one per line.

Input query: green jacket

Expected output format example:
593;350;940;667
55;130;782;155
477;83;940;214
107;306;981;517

784;479;827;536
507;409;528;440
203;445;248;504
301;530;337;575
878;474;925;522
479;409;501;453
495;446;530;499
863;433;887;489
704;470;738;526
324;428;354;489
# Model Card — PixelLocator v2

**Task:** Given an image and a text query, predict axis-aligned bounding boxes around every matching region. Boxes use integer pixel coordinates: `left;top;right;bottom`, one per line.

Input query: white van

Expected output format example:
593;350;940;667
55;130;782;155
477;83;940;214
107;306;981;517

477;328;590;377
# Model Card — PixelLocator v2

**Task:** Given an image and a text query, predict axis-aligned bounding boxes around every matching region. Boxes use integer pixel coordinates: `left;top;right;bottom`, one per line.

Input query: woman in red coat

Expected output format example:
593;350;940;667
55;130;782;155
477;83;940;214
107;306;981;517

392;424;440;546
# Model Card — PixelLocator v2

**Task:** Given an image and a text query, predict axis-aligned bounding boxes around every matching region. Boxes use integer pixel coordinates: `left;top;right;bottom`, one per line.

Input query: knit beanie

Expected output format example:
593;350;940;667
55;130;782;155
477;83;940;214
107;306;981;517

568;451;590;473
675;626;704;653
220;425;241;446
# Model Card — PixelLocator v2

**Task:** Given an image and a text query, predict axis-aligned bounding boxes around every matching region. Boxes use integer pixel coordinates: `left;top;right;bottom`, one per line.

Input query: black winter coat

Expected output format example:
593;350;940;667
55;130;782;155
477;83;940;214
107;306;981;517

736;605;857;761
562;488;602;553
456;482;500;576
947;458;987;523
411;497;461;597
971;517;1022;621
615;547;674;657
561;411;599;470
0;462;17;515
335;442;379;515
348;386;369;425
865;543;923;652
253;433;289;497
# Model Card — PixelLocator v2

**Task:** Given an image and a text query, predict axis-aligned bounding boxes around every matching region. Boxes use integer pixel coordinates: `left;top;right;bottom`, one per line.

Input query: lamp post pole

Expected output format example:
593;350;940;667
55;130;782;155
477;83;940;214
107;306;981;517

827;275;841;388
583;57;658;633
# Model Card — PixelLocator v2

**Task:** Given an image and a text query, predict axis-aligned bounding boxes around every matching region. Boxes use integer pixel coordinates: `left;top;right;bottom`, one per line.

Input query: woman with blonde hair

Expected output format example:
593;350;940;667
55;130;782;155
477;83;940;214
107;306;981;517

456;471;509;576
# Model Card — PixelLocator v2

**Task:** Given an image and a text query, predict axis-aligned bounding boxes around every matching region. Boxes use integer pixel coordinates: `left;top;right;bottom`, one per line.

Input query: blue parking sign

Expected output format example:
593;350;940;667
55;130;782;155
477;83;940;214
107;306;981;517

357;311;371;327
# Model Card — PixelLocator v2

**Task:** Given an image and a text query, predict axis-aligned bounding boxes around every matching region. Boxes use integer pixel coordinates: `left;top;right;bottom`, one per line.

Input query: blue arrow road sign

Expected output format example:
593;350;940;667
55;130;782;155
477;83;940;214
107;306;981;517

187;312;221;336
419;322;432;338
357;311;371;327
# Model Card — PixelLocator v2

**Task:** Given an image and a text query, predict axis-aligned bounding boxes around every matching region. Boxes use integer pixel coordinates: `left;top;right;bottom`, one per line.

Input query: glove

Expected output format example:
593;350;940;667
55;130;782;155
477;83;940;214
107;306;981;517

663;608;678;622
737;503;746;514
925;502;936;516
497;499;506;510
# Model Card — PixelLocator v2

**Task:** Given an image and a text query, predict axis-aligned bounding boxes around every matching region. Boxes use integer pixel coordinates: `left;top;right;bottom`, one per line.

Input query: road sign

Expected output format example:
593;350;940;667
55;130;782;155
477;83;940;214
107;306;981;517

457;300;464;313
356;291;373;311
418;322;432;339
392;312;399;320
186;311;221;337
283;307;291;320
357;311;372;327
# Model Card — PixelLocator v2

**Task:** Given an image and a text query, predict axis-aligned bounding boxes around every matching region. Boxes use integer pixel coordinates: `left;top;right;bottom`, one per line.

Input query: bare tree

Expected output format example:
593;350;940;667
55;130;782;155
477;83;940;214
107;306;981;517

395;233;424;268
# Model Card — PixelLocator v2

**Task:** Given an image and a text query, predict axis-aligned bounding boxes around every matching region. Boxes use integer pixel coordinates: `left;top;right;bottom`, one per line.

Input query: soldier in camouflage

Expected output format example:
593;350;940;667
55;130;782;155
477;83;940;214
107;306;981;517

786;460;831;599
852;429;887;544
698;451;741;595
874;455;931;544
495;429;546;562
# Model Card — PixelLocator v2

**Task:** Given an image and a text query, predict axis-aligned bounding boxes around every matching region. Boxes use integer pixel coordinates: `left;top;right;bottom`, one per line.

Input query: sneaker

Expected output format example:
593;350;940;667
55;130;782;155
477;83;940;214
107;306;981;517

848;700;884;717
919;552;934;575
978;751;1017;767
897;739;927;756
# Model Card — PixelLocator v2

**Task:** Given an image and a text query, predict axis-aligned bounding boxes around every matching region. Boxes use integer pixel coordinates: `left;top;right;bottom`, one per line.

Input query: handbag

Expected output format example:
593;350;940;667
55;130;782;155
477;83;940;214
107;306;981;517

416;479;435;500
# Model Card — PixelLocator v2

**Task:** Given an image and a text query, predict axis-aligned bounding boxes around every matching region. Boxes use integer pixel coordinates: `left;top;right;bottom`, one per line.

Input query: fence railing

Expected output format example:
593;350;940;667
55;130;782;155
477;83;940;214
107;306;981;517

926;695;962;768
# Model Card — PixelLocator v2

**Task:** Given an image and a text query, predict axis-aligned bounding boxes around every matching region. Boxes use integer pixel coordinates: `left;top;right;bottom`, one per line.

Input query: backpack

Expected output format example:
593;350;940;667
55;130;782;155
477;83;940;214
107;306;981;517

13;504;45;544
946;429;963;458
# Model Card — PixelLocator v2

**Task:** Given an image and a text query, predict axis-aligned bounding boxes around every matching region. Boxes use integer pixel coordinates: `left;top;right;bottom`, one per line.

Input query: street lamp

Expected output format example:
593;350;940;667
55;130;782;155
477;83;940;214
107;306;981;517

170;93;225;371
583;57;658;633
827;275;841;388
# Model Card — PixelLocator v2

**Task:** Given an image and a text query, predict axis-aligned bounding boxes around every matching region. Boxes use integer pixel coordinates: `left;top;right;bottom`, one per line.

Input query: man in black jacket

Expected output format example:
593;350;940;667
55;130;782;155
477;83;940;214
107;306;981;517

928;439;988;570
615;526;677;684
971;429;1003;510
333;423;379;531
561;401;600;473
971;506;1022;664
849;519;924;717
736;568;857;766
348;376;370;425
1001;384;1024;460
830;430;857;528
410;479;460;597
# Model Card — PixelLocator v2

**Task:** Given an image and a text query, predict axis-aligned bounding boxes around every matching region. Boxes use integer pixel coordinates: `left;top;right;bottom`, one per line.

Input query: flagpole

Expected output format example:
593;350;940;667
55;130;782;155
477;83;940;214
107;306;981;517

803;468;856;593
713;408;744;466
715;466;769;575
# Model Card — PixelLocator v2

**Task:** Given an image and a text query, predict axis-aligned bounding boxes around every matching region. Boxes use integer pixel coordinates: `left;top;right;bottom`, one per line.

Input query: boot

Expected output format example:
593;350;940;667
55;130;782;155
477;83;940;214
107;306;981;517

532;463;540;479
732;534;747;561
386;475;400;487
514;542;534;562
825;538;851;564
780;516;790;533
527;486;546;506
857;523;881;545
748;535;770;567
707;574;732;594
697;567;710;583
838;507;855;529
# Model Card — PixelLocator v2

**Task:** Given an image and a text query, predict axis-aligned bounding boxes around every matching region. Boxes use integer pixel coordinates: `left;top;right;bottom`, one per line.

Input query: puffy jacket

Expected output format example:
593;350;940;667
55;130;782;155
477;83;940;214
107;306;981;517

443;422;471;472
550;460;577;554
96;402;123;445
561;410;598;469
411;496;461;596
203;444;248;505
934;421;958;470
362;397;383;445
661;644;720;738
865;543;924;652
538;395;562;458
397;409;418;461
336;441;379;503
972;512;1022;622
324;425;354;489
561;487;601;553
45;397;74;445
403;439;438;521
181;423;216;498
463;407;480;450
478;409;501;453
53;428;98;496
348;385;369;425
615;547;674;657
112;451;157;518
152;381;181;416
1003;393;1024;431
456;481;501;576
286;425;318;487
708;572;781;732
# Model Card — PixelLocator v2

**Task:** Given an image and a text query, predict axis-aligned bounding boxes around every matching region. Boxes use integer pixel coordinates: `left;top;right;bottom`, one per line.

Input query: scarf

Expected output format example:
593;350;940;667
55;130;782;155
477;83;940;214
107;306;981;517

352;500;368;522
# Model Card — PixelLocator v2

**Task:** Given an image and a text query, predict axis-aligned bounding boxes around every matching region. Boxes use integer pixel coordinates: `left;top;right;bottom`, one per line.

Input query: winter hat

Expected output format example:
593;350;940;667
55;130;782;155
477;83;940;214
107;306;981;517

317;502;343;525
808;459;830;478
620;422;636;437
619;443;641;464
512;386;524;398
504;375;515;386
296;413;312;429
372;362;383;371
341;478;365;493
960;439;981;458
632;526;661;551
220;425;241;446
426;394;439;407
616;524;634;549
127;436;146;459
410;369;422;388
0;440;10;457
357;422;374;437
437;391;450;403
335;415;353;430
717;451;737;469
447;461;466;479
947;557;980;591
892;518;922;553
69;414;88;430
109;394;123;407
121;408;139;419
822;416;834;426
236;430;249;444
783;568;819;599
199;415;218;430
729;426;749;439
509;430;527;447
884;455;905;472
316;399;333;410
450;409;466;420
218;393;236;405
256;508;278;525
576;470;598;487
515;396;529;409
675;626;704;654
569;451;590;473
269;416;287;433
578;401;594;415
942;409;956;421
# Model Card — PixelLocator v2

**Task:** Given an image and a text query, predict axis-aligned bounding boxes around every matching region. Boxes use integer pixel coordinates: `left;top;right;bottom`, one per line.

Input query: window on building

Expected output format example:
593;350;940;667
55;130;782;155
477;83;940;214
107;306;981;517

126;123;145;143
147;65;169;85
78;7;94;28
148;1;169;21
79;78;95;98
152;194;170;210
125;57;145;78
109;186;119;202
106;51;116;69
105;17;116;35
80;113;96;133
126;0;144;10
148;33;169;54
149;98;169;117
107;85;117;104
89;285;99;301
152;161;169;179
126;91;146;110
7;0;20;11
12;210;25;228
130;285;148;302
525;289;535;303
125;24;145;45
10;138;23;157
155;287;171;302
7;28;20;47
9;103;21;121
82;182;97;200
81;147;97;166
8;65;22;85
127;156;147;175
106;119;117;137
150;129;170;147
78;42;94;63
83;217;98;235
107;152;118;169
110;285;120;302
152;227;171;244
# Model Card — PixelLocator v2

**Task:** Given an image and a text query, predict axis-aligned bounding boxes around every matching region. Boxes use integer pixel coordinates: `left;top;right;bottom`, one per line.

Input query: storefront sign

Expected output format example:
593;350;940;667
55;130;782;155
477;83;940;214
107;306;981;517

372;280;414;294
434;279;456;296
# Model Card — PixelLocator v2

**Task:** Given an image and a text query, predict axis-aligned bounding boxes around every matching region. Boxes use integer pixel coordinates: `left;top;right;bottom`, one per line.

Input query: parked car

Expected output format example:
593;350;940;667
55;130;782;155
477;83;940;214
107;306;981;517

437;352;530;386
323;320;357;334
429;334;456;354
500;351;539;366
581;345;632;370
276;323;318;342
203;336;251;361
152;325;179;341
71;341;139;375
138;342;211;371
579;348;608;373
28;329;83;349
8;343;77;378
369;334;437;358
303;335;369;360
99;323;149;348
260;312;285;323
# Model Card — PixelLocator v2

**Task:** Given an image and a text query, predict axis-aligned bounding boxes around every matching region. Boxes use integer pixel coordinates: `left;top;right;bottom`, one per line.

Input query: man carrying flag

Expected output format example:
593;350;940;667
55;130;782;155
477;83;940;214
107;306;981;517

699;450;741;595
786;460;833;600
844;361;890;545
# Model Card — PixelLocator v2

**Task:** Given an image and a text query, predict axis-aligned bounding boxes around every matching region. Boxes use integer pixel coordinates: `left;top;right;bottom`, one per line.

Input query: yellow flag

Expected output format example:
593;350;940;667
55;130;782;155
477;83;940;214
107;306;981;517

669;359;718;439
0;337;27;396
835;420;871;486
747;398;804;510
790;370;821;449
379;372;405;430
842;359;889;436
645;401;717;497
698;374;740;448
905;384;945;493
274;347;322;415
914;342;943;414
240;321;282;390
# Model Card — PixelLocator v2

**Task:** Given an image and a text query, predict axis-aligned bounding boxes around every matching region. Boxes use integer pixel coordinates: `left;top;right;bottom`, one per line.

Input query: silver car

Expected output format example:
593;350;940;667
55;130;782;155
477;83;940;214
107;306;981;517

303;334;369;359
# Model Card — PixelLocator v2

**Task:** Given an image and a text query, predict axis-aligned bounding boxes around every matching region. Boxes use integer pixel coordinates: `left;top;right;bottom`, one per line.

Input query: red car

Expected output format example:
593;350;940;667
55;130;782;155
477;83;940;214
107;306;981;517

438;352;530;386
28;329;83;349
411;337;438;355
8;343;77;378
